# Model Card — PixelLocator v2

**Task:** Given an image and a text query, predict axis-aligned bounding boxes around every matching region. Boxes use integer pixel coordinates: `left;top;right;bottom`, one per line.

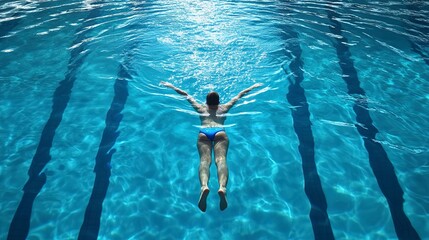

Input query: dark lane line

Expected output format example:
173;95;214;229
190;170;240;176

0;2;49;39
78;54;131;240
7;7;102;240
28;6;102;177
326;5;420;240
0;11;22;38
77;2;147;237
411;42;429;66
280;27;335;239
405;2;429;65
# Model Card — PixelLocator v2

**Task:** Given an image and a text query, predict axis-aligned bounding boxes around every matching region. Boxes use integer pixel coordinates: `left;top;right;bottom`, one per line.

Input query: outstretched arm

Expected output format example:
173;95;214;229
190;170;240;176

223;83;262;112
160;81;203;112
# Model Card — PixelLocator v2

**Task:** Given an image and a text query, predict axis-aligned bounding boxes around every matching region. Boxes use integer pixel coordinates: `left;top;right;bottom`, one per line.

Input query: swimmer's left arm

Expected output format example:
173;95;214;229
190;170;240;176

223;83;263;112
160;81;204;112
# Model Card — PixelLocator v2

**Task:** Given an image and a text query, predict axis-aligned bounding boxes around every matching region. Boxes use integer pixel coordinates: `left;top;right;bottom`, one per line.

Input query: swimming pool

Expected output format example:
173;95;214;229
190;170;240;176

1;0;428;239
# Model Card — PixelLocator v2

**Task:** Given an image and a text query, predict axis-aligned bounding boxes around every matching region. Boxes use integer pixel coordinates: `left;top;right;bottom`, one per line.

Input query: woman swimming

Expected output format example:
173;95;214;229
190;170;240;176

161;81;262;212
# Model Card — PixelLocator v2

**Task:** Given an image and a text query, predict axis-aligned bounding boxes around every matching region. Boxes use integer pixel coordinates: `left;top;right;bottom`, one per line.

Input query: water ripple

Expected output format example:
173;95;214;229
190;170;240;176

1;0;429;239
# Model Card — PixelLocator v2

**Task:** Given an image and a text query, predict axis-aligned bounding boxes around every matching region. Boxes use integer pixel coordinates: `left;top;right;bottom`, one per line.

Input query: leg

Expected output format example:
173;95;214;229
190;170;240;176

214;131;229;211
197;133;212;212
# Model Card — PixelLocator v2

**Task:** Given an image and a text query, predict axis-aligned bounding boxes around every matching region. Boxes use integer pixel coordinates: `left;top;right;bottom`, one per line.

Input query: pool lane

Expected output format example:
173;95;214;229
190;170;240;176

280;23;335;240
326;4;420;240
7;5;102;240
78;51;131;240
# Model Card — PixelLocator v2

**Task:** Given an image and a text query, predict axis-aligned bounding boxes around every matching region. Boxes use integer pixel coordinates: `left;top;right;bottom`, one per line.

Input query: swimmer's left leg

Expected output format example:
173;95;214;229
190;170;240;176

214;131;229;211
218;188;228;211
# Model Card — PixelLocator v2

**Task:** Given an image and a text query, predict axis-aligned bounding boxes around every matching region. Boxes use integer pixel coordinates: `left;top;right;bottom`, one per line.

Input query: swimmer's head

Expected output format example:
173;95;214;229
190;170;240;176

206;92;220;106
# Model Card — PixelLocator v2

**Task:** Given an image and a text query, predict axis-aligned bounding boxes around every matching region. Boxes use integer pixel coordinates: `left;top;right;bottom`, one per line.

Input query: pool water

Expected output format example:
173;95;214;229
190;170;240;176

1;0;428;239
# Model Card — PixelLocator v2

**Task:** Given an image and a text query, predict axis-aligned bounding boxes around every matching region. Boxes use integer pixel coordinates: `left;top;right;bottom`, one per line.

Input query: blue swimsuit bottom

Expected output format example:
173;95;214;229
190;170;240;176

199;127;225;141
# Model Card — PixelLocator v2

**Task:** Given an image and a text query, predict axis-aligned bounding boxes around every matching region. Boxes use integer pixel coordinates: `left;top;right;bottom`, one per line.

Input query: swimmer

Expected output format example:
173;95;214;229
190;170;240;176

161;81;262;212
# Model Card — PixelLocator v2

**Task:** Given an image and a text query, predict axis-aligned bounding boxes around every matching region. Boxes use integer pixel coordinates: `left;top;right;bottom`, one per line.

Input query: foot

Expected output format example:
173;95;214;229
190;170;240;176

218;188;228;211
198;187;210;212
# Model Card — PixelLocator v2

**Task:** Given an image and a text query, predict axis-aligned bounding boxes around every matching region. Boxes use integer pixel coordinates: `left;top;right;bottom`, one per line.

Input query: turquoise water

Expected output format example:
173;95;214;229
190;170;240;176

1;0;428;239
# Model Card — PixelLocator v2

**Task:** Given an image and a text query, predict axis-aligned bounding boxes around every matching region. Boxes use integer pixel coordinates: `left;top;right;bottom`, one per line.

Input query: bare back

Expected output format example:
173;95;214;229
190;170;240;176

199;105;228;128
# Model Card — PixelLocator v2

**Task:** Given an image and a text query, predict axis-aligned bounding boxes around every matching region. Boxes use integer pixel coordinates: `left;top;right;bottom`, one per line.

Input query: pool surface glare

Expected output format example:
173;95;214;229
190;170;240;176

0;0;428;239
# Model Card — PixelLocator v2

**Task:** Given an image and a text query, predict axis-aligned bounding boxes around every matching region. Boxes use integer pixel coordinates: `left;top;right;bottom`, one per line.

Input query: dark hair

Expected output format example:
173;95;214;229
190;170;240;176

206;92;220;106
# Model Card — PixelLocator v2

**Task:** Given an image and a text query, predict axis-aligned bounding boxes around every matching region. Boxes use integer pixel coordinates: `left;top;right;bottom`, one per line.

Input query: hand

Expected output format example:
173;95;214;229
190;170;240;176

160;81;174;88
251;83;263;89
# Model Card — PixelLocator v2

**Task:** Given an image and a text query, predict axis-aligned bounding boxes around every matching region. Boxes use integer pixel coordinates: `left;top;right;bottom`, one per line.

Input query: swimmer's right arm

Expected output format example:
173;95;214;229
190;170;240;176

160;81;204;112
160;81;187;96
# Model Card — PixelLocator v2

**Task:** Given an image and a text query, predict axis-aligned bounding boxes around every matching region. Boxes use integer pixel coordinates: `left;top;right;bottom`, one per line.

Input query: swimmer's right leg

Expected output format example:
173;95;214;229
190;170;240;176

197;134;212;212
